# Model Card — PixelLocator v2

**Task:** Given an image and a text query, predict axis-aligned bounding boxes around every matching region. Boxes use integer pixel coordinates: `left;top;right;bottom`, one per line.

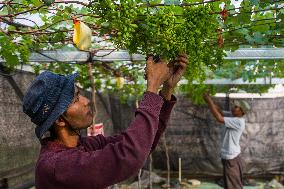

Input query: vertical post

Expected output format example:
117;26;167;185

149;154;153;189
162;133;170;188
138;169;142;189
136;99;142;189
88;62;98;124
178;158;181;183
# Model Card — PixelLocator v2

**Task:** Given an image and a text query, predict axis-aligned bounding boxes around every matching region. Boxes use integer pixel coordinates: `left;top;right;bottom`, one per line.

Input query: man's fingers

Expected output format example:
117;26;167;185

176;54;189;68
174;61;187;70
178;53;188;59
203;93;211;98
179;62;187;69
176;57;188;64
146;56;154;66
157;58;167;65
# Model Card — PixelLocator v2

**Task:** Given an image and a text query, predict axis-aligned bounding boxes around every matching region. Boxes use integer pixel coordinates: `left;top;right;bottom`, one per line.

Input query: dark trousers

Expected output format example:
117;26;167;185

222;155;244;189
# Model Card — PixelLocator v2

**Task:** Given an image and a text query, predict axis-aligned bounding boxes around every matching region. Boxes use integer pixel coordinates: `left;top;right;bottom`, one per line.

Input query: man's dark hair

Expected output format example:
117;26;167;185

48;125;57;139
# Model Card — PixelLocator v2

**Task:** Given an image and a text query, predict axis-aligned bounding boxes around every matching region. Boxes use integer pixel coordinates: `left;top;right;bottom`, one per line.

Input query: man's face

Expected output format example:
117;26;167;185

231;106;244;117
63;87;94;130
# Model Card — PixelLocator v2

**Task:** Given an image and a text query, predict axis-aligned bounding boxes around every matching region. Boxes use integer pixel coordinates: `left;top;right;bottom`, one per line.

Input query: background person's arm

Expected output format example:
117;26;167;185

215;104;224;116
203;94;224;124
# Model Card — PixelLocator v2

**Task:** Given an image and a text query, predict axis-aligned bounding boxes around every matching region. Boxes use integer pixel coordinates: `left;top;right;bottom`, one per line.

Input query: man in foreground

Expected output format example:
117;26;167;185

23;55;188;189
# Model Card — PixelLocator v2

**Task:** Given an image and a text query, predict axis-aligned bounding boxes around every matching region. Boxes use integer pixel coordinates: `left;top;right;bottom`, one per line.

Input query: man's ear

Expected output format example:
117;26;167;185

54;116;66;127
239;108;245;116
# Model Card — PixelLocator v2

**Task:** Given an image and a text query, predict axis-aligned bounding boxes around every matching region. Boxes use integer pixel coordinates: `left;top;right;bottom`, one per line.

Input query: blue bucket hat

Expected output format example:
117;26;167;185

23;71;79;139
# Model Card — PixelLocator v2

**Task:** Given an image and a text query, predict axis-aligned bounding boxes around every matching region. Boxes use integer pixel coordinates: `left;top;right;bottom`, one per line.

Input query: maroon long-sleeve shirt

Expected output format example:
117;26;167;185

35;92;176;189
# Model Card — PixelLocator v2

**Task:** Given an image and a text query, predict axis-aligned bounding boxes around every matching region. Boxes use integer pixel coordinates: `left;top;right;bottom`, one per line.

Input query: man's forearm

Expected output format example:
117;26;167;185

148;86;176;152
215;104;224;116
150;96;176;152
205;96;224;123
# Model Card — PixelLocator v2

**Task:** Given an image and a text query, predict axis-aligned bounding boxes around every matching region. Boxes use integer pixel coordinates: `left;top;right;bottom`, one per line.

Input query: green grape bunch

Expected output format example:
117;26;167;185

91;0;225;100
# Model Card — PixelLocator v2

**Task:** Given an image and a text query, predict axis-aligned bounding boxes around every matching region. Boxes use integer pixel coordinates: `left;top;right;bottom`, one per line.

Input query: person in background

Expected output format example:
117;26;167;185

203;94;250;189
22;54;188;189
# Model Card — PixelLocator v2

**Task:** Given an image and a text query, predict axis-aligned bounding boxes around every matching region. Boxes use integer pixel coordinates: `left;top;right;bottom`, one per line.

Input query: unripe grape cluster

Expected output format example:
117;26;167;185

92;0;224;87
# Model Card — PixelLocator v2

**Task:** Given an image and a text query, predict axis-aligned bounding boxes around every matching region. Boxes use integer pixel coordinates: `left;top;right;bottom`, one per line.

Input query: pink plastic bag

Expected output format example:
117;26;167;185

87;123;104;136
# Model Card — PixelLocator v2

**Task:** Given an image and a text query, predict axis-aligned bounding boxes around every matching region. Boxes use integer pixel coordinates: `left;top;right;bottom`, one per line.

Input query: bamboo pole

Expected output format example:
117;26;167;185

162;133;170;188
138;169;142;189
136;99;142;189
149;154;153;189
178;158;181;183
88;62;98;124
